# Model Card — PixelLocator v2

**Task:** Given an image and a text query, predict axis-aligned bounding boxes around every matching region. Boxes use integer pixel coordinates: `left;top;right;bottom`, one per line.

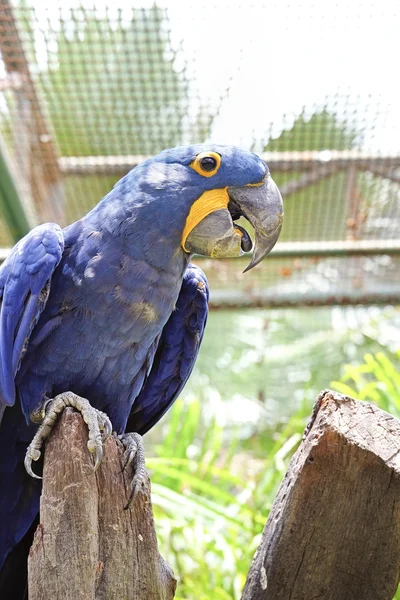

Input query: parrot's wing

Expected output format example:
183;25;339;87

0;224;64;411
127;263;209;435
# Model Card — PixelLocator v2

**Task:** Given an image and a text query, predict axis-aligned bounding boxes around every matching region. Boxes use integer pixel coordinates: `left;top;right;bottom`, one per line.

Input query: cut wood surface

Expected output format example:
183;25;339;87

242;390;400;600
28;408;176;600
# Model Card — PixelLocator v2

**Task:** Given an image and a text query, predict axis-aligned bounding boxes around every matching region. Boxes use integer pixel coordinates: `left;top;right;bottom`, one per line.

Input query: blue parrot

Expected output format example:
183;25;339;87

0;144;283;598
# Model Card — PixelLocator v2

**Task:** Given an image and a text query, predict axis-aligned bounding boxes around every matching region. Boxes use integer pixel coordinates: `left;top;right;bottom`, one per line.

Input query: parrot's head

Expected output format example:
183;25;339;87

112;144;283;271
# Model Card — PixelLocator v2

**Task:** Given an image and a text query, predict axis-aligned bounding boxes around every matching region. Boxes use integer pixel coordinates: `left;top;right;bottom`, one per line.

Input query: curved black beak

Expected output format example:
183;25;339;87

228;175;283;271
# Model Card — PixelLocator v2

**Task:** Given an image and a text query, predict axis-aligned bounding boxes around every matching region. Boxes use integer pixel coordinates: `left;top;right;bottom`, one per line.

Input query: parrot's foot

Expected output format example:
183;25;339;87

25;391;112;479
118;432;147;508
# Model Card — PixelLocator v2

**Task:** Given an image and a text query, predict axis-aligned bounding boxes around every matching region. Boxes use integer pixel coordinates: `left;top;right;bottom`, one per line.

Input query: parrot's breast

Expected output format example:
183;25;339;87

16;226;186;433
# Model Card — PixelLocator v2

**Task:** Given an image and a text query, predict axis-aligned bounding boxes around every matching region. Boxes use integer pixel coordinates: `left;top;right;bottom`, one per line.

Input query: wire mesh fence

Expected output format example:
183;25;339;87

0;0;399;306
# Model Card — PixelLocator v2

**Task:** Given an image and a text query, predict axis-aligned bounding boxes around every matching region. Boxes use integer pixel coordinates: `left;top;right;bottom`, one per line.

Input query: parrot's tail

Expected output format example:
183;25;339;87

0;402;41;599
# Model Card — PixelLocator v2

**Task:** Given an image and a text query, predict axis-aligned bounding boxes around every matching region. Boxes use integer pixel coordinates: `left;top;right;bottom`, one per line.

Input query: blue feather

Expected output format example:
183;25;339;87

127;264;209;434
0;224;64;409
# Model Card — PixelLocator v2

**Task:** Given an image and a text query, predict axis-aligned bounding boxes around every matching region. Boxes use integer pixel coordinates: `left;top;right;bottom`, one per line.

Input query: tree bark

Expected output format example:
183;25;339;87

28;408;176;600
242;390;400;600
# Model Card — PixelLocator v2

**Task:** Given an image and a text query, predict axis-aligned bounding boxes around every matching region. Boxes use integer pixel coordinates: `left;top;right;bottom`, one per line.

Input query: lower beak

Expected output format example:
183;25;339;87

228;175;283;271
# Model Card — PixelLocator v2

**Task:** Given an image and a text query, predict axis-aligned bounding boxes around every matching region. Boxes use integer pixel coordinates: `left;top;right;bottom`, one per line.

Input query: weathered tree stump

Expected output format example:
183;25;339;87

28;408;176;600
242;390;400;600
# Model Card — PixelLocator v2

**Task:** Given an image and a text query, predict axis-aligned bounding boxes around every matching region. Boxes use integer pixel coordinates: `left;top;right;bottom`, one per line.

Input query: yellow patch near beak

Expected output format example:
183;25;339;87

181;188;229;252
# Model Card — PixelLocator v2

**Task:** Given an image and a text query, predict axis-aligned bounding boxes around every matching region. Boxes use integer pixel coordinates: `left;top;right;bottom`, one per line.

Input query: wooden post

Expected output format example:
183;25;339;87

242;390;400;600
0;0;64;223
28;409;176;600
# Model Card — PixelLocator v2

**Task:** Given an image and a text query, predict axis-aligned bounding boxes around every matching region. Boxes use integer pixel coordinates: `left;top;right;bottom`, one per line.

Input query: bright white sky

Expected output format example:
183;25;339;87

32;0;400;152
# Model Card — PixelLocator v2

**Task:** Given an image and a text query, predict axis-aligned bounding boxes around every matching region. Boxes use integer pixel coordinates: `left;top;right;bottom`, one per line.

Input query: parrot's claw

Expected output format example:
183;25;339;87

118;432;147;508
25;391;112;479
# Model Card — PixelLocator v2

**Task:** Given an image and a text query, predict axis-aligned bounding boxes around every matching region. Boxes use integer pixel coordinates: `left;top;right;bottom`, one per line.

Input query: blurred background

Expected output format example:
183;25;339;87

0;1;399;598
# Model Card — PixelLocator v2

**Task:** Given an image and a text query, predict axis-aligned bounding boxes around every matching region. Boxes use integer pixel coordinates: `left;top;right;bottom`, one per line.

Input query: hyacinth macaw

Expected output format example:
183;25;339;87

0;144;283;598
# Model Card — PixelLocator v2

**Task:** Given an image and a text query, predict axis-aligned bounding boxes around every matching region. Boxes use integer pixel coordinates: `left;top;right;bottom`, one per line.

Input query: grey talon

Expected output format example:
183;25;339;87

25;391;113;478
24;447;42;480
119;432;148;508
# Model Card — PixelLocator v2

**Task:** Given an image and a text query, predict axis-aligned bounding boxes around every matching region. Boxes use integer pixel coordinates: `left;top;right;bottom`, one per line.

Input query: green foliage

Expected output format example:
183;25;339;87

43;7;186;156
28;5;221;222
264;108;357;152
35;5;219;159
332;350;400;418
263;109;357;242
148;398;307;599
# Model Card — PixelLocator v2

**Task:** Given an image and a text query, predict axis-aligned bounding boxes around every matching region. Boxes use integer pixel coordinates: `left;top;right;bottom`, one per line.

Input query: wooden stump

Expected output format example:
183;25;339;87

28;409;176;600
242;390;400;600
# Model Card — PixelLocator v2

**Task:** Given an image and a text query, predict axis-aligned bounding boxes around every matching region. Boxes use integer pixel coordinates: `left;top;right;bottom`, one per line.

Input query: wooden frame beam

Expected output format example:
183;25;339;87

0;0;63;222
58;151;400;177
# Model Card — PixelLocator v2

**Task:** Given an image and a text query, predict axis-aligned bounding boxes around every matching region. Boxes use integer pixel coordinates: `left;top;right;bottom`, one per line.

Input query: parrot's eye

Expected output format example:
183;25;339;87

190;151;221;178
200;157;217;171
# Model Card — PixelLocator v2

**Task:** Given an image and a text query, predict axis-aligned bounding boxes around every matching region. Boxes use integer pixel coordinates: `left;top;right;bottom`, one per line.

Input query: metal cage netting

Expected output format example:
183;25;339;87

0;0;399;306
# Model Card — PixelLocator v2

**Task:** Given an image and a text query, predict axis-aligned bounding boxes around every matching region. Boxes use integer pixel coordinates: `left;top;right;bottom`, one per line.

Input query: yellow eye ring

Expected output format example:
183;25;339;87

190;151;221;178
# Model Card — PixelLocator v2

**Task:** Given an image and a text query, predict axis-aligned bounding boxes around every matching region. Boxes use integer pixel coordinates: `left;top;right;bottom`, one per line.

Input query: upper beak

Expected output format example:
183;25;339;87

228;174;284;271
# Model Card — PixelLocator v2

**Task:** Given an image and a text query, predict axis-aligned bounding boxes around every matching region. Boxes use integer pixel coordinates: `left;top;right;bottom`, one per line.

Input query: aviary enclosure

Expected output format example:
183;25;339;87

0;1;399;598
